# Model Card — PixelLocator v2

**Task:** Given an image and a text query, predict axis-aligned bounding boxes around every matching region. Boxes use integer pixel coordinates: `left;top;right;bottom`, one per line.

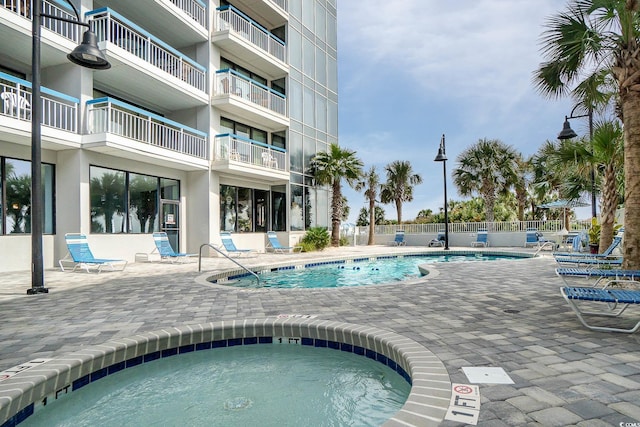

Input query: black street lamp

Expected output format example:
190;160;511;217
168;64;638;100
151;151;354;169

28;0;110;295
557;105;597;219
434;134;449;250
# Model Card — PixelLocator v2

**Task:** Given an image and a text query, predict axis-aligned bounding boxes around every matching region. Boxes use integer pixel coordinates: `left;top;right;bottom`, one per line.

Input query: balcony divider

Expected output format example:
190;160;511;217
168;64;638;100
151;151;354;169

87;97;208;159
0;72;79;133
86;7;207;92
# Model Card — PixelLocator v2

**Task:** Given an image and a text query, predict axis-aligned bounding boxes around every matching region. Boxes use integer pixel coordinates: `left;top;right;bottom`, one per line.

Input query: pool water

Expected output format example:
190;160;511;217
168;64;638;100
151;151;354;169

225;253;523;289
21;345;410;427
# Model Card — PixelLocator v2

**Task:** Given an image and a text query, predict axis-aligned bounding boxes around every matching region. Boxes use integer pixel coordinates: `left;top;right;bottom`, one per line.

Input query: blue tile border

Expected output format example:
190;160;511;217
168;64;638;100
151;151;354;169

0;318;451;427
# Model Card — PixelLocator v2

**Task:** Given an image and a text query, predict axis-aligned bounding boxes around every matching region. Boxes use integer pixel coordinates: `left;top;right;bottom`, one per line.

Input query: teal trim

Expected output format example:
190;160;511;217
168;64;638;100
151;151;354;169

85;8;206;72
87;97;208;138
217;5;285;46
215;133;286;153
0;72;79;103
215;69;286;98
50;0;74;14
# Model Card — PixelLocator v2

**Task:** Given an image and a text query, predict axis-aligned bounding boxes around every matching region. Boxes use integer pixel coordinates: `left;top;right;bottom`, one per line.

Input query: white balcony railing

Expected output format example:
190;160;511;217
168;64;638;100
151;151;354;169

215;69;286;116
1;0;81;42
216;5;286;62
0;72;79;133
88;97;208;159
169;0;207;28
87;8;206;92
214;133;286;172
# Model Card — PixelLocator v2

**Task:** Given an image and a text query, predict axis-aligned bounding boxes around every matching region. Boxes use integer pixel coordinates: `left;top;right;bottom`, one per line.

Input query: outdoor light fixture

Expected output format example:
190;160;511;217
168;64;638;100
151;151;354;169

434;134;449;250
557;106;596;219
28;0;110;295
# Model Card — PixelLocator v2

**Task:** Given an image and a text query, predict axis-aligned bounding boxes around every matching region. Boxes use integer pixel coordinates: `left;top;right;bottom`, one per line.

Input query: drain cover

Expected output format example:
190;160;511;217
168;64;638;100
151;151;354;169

503;309;520;314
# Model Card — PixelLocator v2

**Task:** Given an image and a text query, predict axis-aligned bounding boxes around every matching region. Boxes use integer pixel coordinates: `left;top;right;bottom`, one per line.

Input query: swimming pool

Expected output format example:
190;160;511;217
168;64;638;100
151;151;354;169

20;345;410;427
211;251;532;289
0;319;451;427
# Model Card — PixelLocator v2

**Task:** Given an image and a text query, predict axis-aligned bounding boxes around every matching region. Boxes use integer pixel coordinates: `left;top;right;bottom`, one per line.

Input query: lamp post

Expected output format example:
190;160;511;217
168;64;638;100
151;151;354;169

557;105;597;219
434;134;449;250
28;0;110;295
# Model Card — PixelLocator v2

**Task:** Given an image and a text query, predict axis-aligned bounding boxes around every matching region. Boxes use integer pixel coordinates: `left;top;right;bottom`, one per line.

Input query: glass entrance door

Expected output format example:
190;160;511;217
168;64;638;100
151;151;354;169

161;200;180;251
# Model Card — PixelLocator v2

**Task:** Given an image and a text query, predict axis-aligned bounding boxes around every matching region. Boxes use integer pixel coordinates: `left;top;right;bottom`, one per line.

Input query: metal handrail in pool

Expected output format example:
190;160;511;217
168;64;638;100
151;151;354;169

198;243;260;286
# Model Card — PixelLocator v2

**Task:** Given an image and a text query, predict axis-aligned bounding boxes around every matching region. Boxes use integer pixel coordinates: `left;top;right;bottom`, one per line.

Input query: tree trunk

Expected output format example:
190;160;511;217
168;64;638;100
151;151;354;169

395;200;402;224
621;88;640;269
599;164;617;253
367;198;375;245
331;181;342;247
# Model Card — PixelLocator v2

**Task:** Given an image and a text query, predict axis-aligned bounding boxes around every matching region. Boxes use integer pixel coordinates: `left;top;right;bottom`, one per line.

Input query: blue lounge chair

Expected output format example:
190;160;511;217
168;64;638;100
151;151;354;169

220;231;256;257
471;229;489;247
59;233;127;273
525;227;555;249
428;230;445;247
554;230;623;259
560;286;640;333
556;267;640;288
391;230;406;246
266;231;302;254
152;232;197;263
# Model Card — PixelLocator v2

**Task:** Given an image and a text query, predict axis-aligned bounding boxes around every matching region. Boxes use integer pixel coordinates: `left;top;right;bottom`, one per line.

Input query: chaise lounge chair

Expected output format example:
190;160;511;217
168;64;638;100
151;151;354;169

391;230;406;246
525;227;556;250
59;233;128;273
554;230;623;259
152;232;197;263
266;231;302;254
560;286;640;333
555;267;640;288
220;231;256;257
471;229;489;247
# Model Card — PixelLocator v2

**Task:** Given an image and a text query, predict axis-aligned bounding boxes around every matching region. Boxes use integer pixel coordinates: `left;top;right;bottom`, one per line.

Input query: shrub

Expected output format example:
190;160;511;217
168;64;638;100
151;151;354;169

339;236;349;247
300;227;330;251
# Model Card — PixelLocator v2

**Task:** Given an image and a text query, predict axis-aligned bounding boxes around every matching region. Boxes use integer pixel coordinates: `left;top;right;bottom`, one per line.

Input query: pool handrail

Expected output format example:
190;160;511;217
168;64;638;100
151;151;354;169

198;243;260;286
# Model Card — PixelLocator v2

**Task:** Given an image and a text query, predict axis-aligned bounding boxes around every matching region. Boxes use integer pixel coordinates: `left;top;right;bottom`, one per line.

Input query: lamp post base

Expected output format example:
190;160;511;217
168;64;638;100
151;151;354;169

26;287;49;295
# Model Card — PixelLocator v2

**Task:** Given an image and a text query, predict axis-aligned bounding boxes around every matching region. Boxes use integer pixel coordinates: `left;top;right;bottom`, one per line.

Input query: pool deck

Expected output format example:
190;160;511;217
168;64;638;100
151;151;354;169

1;245;640;426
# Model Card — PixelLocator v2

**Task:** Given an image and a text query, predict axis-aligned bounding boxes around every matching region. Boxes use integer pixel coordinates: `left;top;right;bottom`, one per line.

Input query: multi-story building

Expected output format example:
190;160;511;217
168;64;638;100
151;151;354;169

0;0;337;271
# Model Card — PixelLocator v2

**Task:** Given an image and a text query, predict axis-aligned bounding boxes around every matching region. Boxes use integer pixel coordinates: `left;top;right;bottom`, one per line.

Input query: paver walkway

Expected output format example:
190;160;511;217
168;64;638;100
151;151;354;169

1;245;639;426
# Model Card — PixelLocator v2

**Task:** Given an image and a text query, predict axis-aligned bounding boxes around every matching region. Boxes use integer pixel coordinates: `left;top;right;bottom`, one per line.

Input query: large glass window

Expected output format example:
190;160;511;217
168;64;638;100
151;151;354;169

90;166;178;234
221;185;281;232
1;157;55;235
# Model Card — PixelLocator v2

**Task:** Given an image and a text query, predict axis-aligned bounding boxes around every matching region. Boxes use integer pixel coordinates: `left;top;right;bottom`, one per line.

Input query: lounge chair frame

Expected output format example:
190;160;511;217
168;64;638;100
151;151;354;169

561;285;640;333
59;233;127;273
220;231;256;257
471;229;488;247
391;230;406;246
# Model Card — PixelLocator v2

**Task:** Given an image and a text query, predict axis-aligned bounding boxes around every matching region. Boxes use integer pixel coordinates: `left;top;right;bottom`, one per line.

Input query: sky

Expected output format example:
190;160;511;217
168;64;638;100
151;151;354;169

336;0;593;223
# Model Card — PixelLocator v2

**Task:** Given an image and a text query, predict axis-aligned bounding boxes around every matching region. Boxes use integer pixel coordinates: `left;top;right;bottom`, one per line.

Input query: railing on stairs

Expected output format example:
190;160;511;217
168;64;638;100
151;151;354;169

198;243;260;286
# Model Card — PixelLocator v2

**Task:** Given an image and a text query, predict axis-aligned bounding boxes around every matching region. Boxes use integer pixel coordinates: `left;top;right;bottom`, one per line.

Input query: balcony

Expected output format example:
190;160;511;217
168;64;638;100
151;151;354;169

212;133;289;182
0;72;80;149
87;8;208;113
230;0;288;28
213;69;288;131
213;5;287;79
0;0;83;68
84;97;208;171
92;0;207;47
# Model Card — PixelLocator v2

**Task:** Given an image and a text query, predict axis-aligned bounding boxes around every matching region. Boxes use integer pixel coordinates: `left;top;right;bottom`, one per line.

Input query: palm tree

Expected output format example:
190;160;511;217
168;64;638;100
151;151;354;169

380;161;423;224
551;120;624;251
514;155;532;223
309;143;364;246
355;166;380;245
533;0;640;269
452;138;518;223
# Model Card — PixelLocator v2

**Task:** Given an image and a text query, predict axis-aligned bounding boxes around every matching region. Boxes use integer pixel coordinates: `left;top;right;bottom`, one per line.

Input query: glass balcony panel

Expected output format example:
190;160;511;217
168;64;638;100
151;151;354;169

87;98;208;159
0;72;78;132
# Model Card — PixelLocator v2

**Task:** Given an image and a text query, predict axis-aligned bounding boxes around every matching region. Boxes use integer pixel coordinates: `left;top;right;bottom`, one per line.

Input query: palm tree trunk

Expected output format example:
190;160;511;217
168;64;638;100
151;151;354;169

599;164;617;253
396;200;402;224
367;199;375;245
331;181;342;247
621;91;640;269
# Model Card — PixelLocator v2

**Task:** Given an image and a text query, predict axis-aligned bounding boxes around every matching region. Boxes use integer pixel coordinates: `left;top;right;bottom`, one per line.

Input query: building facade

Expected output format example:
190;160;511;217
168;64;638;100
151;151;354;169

0;0;337;271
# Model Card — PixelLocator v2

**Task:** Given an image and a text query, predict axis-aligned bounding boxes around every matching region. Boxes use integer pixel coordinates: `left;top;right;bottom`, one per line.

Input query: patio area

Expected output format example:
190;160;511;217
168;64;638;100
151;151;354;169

1;245;639;426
